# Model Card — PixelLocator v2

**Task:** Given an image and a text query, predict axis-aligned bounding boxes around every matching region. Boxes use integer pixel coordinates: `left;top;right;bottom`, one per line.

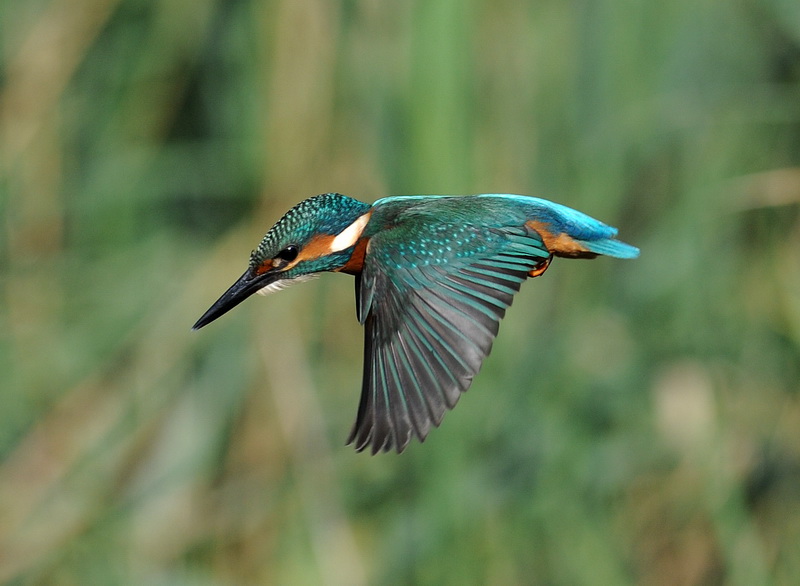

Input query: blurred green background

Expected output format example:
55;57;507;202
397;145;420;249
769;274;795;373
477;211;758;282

2;0;800;584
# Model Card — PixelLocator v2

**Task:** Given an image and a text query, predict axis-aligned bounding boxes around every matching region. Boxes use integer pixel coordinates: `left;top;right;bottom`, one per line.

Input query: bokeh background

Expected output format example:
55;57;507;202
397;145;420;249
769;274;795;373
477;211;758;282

3;0;800;584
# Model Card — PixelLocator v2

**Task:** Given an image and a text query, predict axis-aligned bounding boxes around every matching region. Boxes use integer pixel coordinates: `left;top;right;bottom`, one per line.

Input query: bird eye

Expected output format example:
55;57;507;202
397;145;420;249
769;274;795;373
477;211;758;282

275;245;299;263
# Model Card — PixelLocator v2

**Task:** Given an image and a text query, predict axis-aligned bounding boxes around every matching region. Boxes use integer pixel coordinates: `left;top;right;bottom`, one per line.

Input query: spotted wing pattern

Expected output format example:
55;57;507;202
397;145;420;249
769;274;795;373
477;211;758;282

347;222;550;454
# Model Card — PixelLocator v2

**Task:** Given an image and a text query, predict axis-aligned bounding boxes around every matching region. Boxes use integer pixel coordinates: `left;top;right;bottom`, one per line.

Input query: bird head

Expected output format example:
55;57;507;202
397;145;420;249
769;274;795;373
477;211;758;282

192;193;372;330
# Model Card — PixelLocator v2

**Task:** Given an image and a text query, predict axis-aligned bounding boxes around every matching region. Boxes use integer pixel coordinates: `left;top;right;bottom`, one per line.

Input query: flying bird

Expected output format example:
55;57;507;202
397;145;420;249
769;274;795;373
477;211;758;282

193;193;639;454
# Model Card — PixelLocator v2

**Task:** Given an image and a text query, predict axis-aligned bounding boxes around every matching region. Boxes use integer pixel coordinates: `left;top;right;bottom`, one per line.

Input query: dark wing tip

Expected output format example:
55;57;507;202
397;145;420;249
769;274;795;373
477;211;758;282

346;415;429;454
347;223;548;455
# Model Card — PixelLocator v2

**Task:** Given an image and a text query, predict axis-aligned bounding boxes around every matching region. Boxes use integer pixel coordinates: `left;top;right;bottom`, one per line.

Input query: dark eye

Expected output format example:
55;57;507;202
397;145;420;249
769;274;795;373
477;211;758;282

275;245;299;263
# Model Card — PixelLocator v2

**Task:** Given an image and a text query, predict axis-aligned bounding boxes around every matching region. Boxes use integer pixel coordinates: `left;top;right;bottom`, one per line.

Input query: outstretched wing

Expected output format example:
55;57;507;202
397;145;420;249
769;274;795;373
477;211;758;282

347;223;551;454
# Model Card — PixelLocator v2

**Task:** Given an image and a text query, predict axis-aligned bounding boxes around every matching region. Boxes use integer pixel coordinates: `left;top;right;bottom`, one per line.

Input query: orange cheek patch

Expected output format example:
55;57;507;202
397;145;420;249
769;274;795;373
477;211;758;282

526;220;593;258
255;259;274;275
295;234;336;263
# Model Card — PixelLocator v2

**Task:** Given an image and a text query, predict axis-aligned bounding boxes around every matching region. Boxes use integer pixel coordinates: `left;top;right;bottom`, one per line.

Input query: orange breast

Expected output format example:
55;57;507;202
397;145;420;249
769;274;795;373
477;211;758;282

337;237;370;274
526;220;595;258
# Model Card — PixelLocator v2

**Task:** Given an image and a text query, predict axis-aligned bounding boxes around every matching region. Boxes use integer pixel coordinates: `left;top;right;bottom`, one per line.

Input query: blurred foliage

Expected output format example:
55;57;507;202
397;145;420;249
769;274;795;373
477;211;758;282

2;0;800;584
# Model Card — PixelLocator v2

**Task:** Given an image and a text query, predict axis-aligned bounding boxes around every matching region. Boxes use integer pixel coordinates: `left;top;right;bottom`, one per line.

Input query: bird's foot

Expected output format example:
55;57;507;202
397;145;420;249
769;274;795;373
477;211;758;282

528;254;552;278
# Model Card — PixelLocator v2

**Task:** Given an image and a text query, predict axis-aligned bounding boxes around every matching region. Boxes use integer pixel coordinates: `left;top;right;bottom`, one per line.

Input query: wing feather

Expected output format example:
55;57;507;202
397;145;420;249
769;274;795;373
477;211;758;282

389;334;430;438
347;222;550;453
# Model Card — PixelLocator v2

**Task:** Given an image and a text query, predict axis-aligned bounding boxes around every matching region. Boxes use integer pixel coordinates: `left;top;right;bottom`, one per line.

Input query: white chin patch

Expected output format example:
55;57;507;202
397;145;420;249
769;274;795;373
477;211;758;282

257;274;317;296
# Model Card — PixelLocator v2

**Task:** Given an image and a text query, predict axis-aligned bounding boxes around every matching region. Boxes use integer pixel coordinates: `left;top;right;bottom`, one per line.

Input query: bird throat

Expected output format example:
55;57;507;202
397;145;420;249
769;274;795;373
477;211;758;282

257;274;318;296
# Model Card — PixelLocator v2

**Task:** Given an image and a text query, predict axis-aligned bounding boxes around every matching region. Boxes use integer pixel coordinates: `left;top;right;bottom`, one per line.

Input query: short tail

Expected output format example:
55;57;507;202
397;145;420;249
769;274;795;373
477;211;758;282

574;236;640;259
479;194;640;260
526;218;640;259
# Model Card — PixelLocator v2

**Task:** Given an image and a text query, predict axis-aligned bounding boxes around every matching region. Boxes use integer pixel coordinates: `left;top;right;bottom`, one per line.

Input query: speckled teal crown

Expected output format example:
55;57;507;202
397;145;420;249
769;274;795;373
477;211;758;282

249;193;371;268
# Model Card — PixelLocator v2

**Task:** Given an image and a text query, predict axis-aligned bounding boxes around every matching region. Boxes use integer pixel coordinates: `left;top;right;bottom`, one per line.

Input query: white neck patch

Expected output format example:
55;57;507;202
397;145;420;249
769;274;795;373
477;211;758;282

329;212;371;253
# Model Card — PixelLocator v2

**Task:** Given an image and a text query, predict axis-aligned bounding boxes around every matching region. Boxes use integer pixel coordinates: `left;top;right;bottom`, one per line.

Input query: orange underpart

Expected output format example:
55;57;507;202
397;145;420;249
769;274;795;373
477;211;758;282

337;237;369;274
526;220;595;258
255;259;273;275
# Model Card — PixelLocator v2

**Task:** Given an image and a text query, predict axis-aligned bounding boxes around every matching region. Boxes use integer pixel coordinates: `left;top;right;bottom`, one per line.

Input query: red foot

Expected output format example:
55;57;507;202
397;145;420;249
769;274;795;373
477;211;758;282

528;255;552;278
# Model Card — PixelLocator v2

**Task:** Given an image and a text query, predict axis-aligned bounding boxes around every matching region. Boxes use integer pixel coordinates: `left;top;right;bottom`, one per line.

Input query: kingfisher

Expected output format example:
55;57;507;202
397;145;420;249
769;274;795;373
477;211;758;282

193;193;639;454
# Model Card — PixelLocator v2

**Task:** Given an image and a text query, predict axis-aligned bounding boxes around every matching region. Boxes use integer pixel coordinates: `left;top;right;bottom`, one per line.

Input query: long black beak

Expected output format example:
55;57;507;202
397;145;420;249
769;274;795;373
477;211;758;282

192;268;277;330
